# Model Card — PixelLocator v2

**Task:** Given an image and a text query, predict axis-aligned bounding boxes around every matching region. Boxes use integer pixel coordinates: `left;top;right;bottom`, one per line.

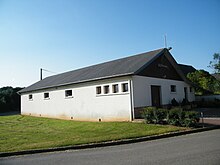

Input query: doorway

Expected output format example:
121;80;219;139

151;85;161;107
184;87;188;100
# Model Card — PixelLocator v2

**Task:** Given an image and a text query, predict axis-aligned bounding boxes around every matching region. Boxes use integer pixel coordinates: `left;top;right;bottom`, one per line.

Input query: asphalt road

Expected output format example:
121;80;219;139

1;129;220;165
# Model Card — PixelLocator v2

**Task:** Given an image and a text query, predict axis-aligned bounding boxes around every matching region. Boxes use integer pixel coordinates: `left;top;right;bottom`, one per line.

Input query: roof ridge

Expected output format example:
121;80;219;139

44;48;165;80
19;48;165;93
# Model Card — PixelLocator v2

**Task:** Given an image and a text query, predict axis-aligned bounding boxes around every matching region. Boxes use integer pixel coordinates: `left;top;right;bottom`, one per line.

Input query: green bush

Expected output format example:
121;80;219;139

183;111;200;127
142;107;168;124
142;107;199;127
155;108;167;124
167;108;183;126
142;107;155;124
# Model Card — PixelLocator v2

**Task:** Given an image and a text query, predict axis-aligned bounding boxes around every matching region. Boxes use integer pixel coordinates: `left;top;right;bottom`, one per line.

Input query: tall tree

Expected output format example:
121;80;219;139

209;53;220;73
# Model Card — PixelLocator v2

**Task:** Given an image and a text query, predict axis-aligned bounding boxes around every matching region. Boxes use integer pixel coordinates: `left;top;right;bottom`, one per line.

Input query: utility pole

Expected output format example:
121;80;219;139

40;68;56;80
40;68;43;80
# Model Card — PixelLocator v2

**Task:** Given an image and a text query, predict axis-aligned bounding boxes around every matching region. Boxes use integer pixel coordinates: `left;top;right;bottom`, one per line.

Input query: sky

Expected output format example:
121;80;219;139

0;0;220;87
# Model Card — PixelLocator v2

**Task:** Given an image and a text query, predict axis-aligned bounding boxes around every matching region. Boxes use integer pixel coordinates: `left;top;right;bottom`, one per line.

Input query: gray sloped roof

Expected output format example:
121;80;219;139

19;48;165;93
178;64;197;77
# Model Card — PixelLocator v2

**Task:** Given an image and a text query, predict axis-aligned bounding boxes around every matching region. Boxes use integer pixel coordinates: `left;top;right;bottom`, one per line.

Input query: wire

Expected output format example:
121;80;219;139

41;68;57;74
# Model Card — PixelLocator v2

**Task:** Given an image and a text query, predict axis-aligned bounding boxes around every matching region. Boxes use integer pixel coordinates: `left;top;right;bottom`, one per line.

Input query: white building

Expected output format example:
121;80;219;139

19;48;195;121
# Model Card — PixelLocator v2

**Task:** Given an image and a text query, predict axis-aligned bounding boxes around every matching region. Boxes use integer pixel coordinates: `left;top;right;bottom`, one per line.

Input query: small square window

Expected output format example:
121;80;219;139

65;90;72;97
112;84;119;93
122;83;129;92
171;85;176;93
104;85;109;94
29;94;33;100
96;86;101;94
44;92;49;99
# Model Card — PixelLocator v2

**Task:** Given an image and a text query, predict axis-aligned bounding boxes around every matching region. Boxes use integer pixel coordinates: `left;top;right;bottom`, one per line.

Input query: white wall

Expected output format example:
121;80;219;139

21;77;132;121
132;76;195;107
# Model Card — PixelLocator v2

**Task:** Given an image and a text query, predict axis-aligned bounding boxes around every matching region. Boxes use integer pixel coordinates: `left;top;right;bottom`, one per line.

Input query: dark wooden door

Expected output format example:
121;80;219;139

184;87;188;100
151;86;161;107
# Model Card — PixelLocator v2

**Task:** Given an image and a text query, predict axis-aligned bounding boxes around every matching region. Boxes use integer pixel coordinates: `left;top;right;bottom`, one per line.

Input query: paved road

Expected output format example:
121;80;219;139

1;129;220;165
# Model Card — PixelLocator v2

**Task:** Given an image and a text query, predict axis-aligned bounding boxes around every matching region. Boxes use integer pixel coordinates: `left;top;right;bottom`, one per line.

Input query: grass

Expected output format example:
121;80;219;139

0;115;187;153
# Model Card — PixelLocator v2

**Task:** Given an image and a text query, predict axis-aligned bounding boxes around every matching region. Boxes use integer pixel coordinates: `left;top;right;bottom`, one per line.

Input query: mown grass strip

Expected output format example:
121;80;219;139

0;115;187;153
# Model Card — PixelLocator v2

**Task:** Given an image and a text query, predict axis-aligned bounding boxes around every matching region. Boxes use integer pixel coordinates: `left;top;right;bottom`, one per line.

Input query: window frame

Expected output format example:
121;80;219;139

65;90;73;98
28;94;33;100
44;92;50;99
104;85;110;94
122;83;129;92
170;85;177;93
96;86;102;95
112;84;119;93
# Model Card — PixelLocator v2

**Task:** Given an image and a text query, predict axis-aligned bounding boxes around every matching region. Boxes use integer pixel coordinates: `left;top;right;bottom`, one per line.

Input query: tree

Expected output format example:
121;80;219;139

0;86;23;113
209;53;220;73
187;70;220;95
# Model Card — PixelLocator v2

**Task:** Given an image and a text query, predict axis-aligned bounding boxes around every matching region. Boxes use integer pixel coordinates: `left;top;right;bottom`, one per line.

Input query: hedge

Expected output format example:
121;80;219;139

142;107;200;127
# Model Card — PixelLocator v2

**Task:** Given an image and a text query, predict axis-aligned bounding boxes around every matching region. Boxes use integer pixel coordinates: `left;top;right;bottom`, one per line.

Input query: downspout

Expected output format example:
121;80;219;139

129;78;135;121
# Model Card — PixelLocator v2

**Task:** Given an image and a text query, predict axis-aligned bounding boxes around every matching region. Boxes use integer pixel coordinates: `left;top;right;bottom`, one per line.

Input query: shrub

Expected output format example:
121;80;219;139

142;107;199;127
183;111;200;127
142;107;168;124
142;107;155;124
181;98;189;106
171;98;179;106
154;109;168;124
167;108;183;126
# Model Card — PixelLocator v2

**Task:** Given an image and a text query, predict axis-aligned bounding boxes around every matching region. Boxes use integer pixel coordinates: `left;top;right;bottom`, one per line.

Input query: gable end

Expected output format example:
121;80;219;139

137;52;183;81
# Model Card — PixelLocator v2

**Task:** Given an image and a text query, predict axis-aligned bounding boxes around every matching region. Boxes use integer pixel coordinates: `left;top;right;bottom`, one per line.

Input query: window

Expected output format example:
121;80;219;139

122;83;129;92
171;85;176;93
104;85;109;94
44;92;49;99
65;90;73;97
96;86;101;94
112;84;119;93
29;94;33;100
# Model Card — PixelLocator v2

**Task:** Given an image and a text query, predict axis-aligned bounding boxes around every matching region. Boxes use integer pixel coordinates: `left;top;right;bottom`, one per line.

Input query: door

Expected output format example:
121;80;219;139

184;87;188;100
151;85;161;107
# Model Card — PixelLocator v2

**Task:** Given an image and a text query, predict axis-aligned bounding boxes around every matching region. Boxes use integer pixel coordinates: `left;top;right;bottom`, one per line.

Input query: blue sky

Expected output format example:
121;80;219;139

0;0;219;87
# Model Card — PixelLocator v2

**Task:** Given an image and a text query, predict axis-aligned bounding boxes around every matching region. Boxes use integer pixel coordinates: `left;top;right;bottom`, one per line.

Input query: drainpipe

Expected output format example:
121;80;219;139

129;79;135;121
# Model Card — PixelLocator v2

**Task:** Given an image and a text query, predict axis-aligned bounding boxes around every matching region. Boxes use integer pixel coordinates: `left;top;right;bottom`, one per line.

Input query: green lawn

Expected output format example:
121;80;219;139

0;115;187;153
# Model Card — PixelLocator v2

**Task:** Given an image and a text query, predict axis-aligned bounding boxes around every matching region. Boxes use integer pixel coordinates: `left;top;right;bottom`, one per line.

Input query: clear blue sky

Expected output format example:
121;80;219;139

0;0;219;87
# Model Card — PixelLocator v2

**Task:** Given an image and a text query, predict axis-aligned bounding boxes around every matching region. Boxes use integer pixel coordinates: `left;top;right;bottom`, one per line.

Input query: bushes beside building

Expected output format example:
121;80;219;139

142;107;199;127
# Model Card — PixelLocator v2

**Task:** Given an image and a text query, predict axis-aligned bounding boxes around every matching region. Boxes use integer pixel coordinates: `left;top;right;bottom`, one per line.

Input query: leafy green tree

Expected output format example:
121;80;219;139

0;87;23;113
187;70;220;94
209;53;220;73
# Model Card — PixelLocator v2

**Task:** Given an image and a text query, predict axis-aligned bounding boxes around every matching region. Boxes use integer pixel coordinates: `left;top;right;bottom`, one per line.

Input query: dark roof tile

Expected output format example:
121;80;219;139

19;48;164;93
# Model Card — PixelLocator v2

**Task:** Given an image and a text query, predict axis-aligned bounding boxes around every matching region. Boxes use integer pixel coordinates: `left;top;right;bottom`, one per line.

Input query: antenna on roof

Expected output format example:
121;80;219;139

164;34;167;48
40;68;56;80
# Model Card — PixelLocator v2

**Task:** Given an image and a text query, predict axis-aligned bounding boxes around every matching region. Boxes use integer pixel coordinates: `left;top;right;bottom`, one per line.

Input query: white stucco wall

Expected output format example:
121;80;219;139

21;77;132;121
132;76;195;107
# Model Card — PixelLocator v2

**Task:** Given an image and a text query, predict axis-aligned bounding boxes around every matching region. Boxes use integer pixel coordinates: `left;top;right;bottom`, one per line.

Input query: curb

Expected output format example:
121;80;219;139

1;125;219;158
